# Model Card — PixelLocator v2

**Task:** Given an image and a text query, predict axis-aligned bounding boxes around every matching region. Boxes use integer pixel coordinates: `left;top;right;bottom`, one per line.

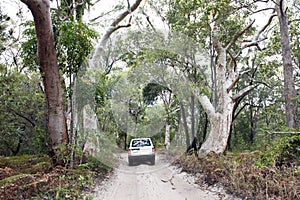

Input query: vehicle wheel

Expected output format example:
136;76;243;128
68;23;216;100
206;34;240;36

128;158;133;166
150;157;155;165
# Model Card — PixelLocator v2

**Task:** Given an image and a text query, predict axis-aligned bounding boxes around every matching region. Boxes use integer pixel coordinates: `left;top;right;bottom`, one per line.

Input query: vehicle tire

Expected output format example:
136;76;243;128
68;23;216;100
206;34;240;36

150;157;155;165
128;158;133;166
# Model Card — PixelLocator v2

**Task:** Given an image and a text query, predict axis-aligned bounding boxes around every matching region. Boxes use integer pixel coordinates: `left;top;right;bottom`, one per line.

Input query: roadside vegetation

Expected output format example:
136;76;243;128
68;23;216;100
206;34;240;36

0;155;111;200
173;134;300;200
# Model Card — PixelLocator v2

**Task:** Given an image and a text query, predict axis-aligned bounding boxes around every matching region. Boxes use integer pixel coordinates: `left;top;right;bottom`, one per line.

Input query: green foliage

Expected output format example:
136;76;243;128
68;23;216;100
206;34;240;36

78;155;112;173
84;194;93;200
20;21;38;70
167;0;253;47
21;18;97;76
0;8;13;55
55;20;97;76
143;82;171;105
0;67;46;155
255;134;300;167
58;0;92;22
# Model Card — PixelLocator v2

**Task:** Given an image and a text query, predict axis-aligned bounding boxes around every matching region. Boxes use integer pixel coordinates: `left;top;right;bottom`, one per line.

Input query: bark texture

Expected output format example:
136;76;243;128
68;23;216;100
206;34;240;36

195;22;256;154
21;0;68;154
276;0;299;128
164;123;171;150
196;47;235;154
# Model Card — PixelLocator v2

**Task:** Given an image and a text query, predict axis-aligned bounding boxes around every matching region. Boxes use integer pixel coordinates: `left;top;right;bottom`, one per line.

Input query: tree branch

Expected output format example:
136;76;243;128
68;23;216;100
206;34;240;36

141;10;156;31
254;13;277;41
91;0;143;65
232;84;257;101
227;69;251;93
7;106;36;127
225;20;255;51
235;13;276;56
56;0;88;21
192;88;216;118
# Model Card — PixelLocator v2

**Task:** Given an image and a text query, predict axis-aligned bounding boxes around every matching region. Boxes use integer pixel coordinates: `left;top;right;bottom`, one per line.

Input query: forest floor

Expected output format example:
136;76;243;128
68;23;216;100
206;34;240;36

0;155;111;200
170;150;300;200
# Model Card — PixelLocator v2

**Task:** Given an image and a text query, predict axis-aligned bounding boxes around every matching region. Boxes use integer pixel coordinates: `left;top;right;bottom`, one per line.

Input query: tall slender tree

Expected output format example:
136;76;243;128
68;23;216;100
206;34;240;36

276;0;299;128
20;0;68;164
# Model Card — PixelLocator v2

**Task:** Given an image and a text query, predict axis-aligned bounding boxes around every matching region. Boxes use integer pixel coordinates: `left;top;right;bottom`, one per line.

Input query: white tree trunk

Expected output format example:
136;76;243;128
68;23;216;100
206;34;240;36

195;30;236;155
164;123;171;150
200;107;234;154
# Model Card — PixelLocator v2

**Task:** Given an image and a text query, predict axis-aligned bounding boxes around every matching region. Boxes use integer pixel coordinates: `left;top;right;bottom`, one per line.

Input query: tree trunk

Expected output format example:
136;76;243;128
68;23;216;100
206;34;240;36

190;93;195;139
203;114;208;141
194;21;258;155
21;0;68;162
197;40;234;153
276;0;299;129
180;103;190;149
164;122;171;150
200;109;234;154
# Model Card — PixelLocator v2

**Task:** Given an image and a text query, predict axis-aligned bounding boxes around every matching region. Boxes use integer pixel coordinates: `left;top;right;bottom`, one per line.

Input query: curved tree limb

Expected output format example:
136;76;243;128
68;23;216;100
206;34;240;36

232;84;258;101
225;20;255;51
7;106;36;127
91;0;143;65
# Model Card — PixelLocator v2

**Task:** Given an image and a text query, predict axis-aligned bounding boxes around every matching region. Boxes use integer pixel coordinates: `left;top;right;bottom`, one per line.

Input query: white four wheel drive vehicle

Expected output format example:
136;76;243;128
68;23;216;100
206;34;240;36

128;138;155;166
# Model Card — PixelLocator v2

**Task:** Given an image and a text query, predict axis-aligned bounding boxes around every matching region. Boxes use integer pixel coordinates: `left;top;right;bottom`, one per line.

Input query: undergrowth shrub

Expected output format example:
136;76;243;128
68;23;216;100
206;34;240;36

173;134;300;200
0;154;112;200
256;134;300;167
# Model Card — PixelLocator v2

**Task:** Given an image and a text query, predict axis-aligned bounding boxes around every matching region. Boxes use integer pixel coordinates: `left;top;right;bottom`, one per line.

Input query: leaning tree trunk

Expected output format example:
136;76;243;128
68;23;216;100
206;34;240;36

21;0;68;162
276;0;299;129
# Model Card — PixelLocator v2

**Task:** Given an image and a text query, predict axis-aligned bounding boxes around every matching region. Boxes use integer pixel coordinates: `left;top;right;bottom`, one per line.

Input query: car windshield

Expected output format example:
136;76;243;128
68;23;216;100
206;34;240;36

132;139;151;147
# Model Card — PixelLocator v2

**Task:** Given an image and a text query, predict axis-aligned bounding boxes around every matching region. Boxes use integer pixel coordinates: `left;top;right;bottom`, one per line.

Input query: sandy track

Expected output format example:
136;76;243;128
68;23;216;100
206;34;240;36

90;152;229;200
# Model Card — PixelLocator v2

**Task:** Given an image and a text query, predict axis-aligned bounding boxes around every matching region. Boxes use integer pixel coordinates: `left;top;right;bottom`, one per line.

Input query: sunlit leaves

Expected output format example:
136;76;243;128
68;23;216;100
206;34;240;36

55;20;97;76
20;18;97;76
166;0;254;48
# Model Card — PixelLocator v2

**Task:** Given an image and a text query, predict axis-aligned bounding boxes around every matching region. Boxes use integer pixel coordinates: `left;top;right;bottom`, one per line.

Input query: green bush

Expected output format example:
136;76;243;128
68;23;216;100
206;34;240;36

255;134;300;167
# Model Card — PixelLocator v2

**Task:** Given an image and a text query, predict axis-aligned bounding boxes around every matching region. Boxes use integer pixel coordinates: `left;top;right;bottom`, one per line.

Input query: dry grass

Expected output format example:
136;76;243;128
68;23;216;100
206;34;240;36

173;151;300;200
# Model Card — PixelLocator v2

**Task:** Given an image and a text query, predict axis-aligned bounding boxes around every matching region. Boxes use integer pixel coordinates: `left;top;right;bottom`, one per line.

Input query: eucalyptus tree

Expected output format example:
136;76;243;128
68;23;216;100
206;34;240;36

20;0;97;164
230;0;300;150
275;0;299;129
166;0;275;154
20;0;69;164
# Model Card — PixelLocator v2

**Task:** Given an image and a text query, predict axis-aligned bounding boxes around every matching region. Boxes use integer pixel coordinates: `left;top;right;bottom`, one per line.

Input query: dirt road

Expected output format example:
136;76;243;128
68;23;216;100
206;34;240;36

90;153;235;200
